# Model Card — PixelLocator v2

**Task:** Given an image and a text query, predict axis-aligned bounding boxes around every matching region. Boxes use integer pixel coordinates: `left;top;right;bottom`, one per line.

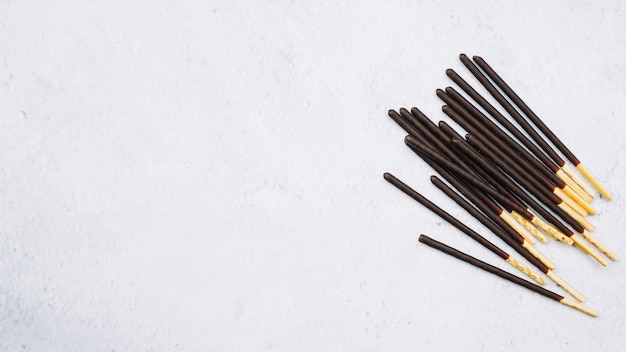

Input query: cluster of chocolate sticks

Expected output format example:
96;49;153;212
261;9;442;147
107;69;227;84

385;54;616;317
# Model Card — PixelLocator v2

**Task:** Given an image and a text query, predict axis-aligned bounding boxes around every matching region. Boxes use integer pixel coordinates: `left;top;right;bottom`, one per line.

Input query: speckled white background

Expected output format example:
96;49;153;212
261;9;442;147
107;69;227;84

1;1;625;351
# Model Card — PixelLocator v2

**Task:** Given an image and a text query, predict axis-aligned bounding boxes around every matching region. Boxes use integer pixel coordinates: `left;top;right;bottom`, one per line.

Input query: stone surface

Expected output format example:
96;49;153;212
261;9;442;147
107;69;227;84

1;1;625;351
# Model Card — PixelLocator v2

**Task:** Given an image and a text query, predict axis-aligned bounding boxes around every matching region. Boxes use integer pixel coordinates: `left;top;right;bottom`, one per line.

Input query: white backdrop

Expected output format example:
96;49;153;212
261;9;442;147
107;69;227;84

2;1;625;351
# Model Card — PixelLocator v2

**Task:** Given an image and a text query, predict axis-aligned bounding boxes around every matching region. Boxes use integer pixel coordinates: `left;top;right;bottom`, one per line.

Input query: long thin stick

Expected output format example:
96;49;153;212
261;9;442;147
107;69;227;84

405;135;532;221
445;70;564;184
383;172;545;285
472;55;611;200
434;119;570;245
388;108;530;247
440;104;596;235
458;54;590;201
418;234;598;317
451;135;597;236
467;135;607;266
388;108;587;300
404;107;529;217
440;84;592;213
443;81;593;207
394;109;560;257
428;175;587;302
401;108;542;234
404;137;556;271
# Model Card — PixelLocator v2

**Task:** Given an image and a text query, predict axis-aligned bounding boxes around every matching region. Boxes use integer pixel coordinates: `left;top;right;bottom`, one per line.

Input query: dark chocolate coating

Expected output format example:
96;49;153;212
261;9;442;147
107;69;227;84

388;109;421;138
418;234;563;301
407;108;517;211
443;85;562;186
400;107;474;176
473;56;580;165
467;136;582;236
388;108;551;274
403;143;526;245
459;54;565;167
383;172;508;260
429;176;550;273
465;134;561;205
439;105;535;206
405;143;554;274
405;135;531;219
466;133;556;193
437;121;526;213
401;109;514;214
445;69;566;188
440;105;582;234
451;138;584;234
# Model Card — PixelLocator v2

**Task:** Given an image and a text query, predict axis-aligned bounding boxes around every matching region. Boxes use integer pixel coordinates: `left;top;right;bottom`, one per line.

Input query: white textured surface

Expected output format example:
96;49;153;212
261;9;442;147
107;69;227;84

2;1;626;350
